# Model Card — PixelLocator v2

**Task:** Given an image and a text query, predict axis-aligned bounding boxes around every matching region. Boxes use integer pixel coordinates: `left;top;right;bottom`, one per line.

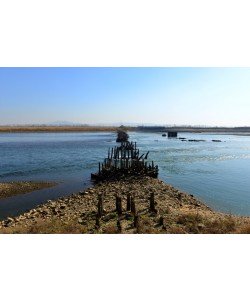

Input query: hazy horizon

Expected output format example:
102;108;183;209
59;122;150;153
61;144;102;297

1;67;250;127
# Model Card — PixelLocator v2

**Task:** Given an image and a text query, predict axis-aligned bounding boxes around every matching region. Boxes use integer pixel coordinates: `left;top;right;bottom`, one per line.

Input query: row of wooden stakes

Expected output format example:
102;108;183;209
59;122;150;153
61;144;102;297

91;139;159;181
100;158;156;172
95;192;160;231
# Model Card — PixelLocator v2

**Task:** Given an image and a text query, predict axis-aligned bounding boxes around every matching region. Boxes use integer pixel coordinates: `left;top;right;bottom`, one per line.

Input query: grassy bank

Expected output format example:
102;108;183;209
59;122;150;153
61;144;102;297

0;181;56;199
1;177;250;234
0;126;132;133
1;125;250;135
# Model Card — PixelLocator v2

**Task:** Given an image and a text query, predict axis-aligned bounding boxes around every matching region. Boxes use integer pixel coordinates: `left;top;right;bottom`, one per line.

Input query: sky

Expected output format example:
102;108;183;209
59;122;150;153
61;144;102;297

0;67;249;126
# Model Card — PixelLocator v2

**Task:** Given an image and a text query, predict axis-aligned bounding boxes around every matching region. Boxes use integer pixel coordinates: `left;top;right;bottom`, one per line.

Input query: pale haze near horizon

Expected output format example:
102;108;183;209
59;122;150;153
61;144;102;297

0;67;249;127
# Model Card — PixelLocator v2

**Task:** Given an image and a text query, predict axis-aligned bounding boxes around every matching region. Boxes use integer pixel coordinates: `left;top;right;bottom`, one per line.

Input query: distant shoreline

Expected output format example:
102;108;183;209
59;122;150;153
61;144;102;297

1;125;250;135
0;126;122;133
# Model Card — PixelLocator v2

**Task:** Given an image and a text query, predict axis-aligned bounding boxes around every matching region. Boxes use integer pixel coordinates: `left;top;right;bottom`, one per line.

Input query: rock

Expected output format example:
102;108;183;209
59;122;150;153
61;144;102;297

177;193;182;200
197;223;205;229
78;218;83;224
2;217;14;227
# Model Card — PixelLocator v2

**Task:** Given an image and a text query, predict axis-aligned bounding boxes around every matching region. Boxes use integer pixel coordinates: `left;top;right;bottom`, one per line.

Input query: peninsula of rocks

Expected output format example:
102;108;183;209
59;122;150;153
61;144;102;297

1;176;250;234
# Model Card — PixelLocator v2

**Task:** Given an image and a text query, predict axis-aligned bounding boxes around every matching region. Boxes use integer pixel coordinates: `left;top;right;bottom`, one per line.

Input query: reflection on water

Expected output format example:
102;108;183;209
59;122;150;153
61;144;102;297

1;131;250;217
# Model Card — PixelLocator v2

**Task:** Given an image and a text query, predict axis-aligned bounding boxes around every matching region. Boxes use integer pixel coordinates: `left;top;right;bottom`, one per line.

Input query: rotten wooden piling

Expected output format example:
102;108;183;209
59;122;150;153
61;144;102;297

131;198;136;215
149;192;156;213
97;194;103;217
95;213;100;228
159;216;164;226
116;196;122;216
126;193;131;211
134;214;139;229
117;217;122;232
91;139;159;182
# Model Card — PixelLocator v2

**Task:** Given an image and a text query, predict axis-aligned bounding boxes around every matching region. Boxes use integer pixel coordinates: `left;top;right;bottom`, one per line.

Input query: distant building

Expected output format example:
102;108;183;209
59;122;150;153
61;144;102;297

168;131;178;138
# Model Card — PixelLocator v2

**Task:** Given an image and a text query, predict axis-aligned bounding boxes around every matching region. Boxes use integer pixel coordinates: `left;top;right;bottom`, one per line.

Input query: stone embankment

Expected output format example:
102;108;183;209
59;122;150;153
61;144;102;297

1;177;250;234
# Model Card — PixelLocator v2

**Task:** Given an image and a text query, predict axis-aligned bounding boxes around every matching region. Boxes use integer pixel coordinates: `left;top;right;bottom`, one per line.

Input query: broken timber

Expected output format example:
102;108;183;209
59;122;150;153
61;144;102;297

91;140;159;182
116;130;129;143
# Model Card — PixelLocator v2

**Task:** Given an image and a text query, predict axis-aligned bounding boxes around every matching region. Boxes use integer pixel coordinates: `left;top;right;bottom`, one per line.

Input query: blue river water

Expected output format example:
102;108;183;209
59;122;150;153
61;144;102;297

0;131;250;219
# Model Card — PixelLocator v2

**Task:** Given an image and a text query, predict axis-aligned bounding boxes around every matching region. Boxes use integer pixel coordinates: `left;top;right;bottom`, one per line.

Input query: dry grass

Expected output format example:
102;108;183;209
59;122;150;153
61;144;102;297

236;224;250;234
164;212;237;234
102;224;120;234
0;210;245;234
0;218;87;234
0;126;134;133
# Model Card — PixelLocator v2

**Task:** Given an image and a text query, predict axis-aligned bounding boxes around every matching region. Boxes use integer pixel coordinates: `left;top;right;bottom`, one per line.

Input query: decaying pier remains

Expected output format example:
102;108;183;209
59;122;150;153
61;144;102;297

116;130;129;142
91;140;159;182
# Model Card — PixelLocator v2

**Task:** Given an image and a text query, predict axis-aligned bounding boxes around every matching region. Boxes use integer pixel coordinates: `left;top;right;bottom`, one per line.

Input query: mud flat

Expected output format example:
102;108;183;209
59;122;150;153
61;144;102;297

1;177;250;234
0;182;56;199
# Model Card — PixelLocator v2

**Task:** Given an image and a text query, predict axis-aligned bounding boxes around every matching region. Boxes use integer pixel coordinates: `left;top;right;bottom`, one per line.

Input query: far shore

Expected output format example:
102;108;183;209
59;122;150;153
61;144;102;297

1;125;250;135
0;126;124;133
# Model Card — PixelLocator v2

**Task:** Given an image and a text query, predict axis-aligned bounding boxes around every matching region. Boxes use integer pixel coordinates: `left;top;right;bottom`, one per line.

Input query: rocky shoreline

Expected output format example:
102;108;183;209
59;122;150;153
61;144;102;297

1;177;250;233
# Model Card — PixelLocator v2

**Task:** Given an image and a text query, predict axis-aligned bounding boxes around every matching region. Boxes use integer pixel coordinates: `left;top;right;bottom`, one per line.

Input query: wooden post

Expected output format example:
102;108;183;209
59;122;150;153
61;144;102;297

97;194;103;217
134;214;139;229
95;213;100;228
116;196;122;216
149;192;156;212
117;217;122;233
159;216;164;226
126;193;131;211
131;198;136;215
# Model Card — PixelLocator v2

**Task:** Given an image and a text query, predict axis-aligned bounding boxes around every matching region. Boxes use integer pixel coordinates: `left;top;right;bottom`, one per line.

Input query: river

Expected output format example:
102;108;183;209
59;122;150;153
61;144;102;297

0;131;250;218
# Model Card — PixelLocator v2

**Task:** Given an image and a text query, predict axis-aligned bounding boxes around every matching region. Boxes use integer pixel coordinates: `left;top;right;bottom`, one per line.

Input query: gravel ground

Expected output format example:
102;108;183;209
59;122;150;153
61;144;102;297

1;177;250;234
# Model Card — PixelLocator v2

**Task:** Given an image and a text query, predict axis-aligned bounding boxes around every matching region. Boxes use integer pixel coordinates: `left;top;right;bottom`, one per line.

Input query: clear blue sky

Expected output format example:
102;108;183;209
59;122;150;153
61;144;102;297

0;67;249;126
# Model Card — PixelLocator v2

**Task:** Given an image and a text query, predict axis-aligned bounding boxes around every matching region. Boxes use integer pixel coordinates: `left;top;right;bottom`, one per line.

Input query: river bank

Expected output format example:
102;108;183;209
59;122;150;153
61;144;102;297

0;181;56;199
0;126;127;133
1;125;250;135
1;177;250;234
